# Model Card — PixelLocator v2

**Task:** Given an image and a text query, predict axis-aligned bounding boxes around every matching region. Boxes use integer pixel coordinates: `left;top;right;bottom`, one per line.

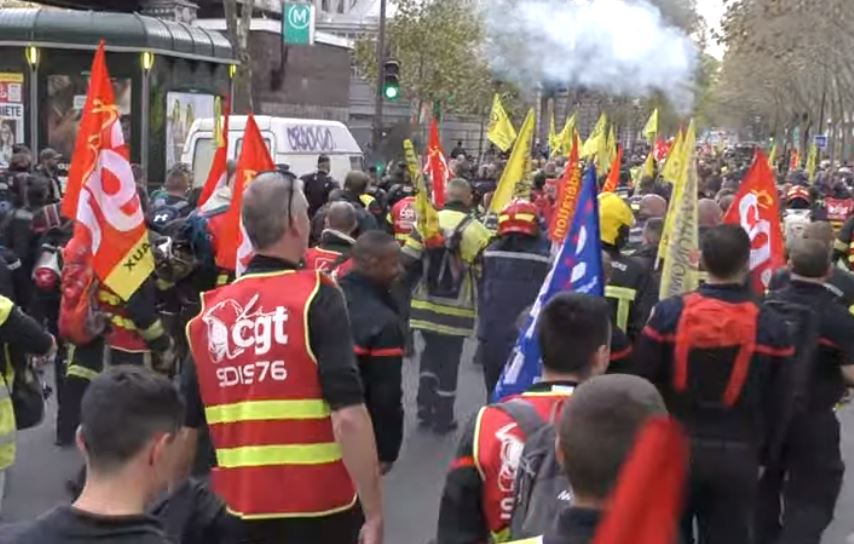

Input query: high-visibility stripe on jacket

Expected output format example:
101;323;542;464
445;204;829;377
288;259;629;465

186;269;356;519
97;288;149;352
0;296;16;470
605;284;637;333
405;207;492;337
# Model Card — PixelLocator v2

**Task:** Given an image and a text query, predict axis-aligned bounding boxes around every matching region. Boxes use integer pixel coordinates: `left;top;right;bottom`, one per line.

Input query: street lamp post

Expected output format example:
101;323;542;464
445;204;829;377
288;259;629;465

373;0;387;152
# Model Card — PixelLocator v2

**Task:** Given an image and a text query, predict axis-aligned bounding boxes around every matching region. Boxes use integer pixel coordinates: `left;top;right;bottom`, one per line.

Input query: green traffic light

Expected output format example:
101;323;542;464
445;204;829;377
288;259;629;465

384;84;400;100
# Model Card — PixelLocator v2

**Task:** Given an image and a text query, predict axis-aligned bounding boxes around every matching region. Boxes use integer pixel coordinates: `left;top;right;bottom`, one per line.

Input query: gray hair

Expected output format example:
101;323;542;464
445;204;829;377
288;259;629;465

242;172;306;250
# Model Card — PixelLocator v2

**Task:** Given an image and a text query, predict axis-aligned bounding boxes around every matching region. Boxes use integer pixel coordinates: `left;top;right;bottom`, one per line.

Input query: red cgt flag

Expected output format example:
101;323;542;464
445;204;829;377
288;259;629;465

548;132;582;243
218;114;275;274
198;96;231;208
424;118;449;208
592;418;689;544
601;144;623;193
723;149;785;293
60;41;153;301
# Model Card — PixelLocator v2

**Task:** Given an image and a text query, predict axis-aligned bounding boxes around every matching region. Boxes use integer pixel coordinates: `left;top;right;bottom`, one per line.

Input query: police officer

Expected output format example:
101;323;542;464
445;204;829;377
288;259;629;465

478;200;550;394
300;154;336;218
437;293;611;543
304;201;358;278
0;293;55;513
759;238;854;544
181;172;383;544
599;192;656;341
403;178;491;433
633;224;793;544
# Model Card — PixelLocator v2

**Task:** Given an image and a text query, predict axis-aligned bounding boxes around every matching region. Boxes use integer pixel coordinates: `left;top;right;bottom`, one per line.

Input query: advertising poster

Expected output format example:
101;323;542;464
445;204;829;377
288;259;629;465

0;73;24;168
46;74;132;175
166;92;214;171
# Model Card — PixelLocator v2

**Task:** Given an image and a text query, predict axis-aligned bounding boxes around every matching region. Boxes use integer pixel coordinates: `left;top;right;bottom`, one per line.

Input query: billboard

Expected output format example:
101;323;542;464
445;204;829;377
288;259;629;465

166;92;215;171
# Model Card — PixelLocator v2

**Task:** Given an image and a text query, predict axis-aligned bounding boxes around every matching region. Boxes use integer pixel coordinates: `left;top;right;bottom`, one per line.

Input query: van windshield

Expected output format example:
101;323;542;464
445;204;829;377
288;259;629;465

192;138;215;188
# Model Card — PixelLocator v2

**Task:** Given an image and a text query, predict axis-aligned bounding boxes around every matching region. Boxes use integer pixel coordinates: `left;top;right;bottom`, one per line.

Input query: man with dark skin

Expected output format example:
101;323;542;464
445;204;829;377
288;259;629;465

339;231;406;475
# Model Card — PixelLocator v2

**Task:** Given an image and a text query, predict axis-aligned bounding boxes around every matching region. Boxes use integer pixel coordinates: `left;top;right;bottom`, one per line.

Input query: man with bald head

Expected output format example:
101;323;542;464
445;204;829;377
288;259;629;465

698;198;723;240
304;200;358;278
769;220;854;308
182;172;384;544
626;193;666;254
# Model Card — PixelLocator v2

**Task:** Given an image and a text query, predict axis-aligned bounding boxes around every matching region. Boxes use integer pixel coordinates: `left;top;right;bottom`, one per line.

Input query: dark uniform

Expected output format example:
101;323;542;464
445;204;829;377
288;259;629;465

339;271;405;467
632;283;793;544
506;508;602;544
769;267;854;310
478;234;550;394
300;170;336;218
757;280;854;544
603;243;657;342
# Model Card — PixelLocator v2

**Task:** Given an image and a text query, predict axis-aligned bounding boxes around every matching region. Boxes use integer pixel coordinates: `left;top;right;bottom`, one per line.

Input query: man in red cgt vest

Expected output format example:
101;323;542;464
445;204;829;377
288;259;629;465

181;172;383;544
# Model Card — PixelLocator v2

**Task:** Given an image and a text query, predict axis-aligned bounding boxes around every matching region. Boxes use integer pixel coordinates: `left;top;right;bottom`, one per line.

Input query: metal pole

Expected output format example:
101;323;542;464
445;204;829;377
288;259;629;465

28;63;38;153
372;0;387;152
140;69;150;177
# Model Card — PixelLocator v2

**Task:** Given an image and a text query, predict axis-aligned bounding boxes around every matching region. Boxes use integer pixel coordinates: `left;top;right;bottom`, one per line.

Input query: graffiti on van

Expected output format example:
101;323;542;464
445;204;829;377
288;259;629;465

286;125;336;152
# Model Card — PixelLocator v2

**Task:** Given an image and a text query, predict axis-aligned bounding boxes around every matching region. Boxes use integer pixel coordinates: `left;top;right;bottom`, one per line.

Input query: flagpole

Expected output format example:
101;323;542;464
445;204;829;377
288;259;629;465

372;0;387;152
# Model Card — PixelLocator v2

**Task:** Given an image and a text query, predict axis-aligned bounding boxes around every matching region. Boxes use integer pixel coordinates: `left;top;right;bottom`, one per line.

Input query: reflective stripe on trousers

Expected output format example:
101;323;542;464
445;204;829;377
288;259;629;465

605;285;637;332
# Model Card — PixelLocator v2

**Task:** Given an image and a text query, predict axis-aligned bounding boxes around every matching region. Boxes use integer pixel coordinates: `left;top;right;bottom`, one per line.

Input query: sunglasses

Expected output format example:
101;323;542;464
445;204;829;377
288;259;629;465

256;169;298;227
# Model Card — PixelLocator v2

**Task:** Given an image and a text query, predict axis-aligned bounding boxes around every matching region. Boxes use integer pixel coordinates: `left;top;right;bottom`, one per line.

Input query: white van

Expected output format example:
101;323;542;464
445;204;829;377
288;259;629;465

180;116;364;188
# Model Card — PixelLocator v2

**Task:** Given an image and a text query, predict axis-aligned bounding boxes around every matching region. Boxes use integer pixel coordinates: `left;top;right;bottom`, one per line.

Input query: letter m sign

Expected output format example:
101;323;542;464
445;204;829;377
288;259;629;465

283;3;315;45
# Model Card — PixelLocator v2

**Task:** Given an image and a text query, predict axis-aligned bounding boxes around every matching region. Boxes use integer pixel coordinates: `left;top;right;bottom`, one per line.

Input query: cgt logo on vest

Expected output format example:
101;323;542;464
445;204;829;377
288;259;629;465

202;294;289;388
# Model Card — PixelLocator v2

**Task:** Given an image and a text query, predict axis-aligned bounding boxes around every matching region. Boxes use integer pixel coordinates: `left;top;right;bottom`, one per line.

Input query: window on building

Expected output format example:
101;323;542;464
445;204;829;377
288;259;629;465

337;0;345;13
321;0;329;12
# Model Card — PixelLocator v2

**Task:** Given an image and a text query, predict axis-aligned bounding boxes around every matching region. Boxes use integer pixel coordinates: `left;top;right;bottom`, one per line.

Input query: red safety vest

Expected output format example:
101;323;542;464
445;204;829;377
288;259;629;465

97;288;147;352
825;197;854;233
303;247;353;279
391;196;416;243
186;269;357;519
471;388;574;542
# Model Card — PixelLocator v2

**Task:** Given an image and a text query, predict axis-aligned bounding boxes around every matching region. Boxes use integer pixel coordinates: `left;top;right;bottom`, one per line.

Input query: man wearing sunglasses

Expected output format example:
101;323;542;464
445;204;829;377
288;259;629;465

181;171;384;544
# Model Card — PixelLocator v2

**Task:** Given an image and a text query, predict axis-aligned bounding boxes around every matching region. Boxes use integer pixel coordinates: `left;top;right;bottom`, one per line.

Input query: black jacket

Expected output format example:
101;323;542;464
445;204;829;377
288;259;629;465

769;267;854;309
300;170;336;217
338;271;404;464
765;279;854;411
633;284;793;449
603;244;657;341
539;507;602;544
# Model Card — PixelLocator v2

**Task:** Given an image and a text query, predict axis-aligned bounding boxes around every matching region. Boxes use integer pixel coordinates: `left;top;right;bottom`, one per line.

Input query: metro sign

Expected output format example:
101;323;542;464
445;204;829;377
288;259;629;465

283;3;315;45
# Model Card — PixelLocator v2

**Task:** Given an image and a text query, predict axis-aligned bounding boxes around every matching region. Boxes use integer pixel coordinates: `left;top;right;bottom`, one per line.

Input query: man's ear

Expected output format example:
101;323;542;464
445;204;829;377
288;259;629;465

592;344;610;376
554;432;565;470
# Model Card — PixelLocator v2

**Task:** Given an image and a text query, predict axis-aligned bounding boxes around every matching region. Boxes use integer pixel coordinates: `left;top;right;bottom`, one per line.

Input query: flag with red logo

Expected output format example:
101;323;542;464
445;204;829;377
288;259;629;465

592;418;688;544
723;150;785;293
60;41;153;301
601;144;622;193
789;149;801;172
548;132;582;242
653;137;670;163
423;118;449;208
219;114;275;274
198;96;230;208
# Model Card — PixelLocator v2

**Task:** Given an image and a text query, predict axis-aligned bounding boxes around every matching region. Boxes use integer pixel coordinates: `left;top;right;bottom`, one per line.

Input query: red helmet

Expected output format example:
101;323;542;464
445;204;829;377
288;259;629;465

498;199;540;236
786;185;811;206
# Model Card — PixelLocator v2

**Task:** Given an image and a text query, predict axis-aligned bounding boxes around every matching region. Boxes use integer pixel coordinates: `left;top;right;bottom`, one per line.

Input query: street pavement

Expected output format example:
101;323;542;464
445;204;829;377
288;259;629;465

3;339;854;544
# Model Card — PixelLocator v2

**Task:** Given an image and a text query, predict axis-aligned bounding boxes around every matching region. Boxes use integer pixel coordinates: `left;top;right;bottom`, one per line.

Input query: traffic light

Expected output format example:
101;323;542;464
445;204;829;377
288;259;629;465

382;59;401;101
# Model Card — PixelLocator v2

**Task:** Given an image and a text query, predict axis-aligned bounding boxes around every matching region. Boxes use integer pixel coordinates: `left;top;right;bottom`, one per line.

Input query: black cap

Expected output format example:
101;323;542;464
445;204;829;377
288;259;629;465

318;154;330;165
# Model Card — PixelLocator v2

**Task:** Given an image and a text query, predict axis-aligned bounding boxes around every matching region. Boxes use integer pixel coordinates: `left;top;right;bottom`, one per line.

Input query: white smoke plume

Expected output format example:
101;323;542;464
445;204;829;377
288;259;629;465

482;0;699;113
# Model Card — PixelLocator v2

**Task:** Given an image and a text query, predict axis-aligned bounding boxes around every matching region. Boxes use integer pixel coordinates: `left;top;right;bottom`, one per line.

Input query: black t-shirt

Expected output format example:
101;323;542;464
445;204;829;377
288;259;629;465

0;505;172;544
182;255;364;429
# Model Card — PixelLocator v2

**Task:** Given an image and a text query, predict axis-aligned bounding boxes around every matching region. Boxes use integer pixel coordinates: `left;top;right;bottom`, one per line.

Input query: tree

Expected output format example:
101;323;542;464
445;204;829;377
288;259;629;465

354;0;507;119
223;0;254;114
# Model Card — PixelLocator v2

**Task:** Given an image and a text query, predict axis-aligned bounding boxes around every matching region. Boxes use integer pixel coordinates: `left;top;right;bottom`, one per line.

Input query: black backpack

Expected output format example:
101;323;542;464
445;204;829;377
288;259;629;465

424;215;473;299
495;398;572;540
763;297;820;456
149;198;191;233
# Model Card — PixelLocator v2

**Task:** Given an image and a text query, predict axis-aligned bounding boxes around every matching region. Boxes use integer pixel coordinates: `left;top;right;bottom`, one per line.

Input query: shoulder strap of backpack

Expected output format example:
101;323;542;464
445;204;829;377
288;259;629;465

494;398;548;437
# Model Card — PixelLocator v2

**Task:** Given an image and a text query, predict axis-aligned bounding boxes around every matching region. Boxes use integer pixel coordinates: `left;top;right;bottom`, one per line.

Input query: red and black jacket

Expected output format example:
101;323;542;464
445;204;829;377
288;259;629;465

632;283;793;449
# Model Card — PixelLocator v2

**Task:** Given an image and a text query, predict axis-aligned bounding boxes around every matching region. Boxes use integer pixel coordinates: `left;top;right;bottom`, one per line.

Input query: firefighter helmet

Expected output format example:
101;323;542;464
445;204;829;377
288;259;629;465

498;200;540;236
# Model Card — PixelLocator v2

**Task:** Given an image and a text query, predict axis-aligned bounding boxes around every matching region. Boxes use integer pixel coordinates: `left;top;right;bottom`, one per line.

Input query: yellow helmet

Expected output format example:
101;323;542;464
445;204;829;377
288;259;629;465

598;192;635;245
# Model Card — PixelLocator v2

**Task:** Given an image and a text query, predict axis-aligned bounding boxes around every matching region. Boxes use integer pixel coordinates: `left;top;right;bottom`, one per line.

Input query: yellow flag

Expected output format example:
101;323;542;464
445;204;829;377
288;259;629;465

642;151;655;180
658;120;696;267
806;143;818;183
487;94;517;152
643;108;659;143
601;126;616;175
660;129;685;185
490;108;535;214
548;112;559;153
581;113;607;159
659;128;699;299
553;112;577;158
213;96;224;147
768;143;777;169
403;139;441;243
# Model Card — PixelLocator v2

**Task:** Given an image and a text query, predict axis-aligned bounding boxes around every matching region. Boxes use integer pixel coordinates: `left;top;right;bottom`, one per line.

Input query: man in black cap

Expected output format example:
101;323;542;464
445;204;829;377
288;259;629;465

36;147;63;204
301;154;337;218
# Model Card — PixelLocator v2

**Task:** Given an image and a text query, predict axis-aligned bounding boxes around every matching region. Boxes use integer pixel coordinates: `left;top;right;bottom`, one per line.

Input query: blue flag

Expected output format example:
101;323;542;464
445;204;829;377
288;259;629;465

491;166;604;401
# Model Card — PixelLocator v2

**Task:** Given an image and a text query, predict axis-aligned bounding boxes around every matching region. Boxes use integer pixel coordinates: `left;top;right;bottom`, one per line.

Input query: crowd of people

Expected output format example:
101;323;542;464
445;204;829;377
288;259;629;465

0;135;848;544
